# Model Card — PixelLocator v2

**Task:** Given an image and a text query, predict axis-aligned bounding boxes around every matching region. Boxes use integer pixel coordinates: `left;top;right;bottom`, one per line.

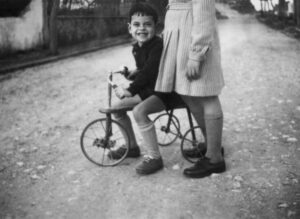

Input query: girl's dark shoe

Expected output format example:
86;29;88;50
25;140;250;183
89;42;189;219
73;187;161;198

183;145;224;158
183;157;226;178
108;146;140;159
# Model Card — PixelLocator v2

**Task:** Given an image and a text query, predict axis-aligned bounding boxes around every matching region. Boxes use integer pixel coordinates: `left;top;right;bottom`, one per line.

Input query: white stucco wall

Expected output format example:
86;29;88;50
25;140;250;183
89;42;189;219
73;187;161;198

0;0;43;53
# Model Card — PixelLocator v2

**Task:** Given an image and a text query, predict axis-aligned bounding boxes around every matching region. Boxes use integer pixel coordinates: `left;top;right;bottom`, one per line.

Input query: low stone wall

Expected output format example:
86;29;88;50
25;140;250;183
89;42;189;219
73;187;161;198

57;16;128;46
217;0;255;14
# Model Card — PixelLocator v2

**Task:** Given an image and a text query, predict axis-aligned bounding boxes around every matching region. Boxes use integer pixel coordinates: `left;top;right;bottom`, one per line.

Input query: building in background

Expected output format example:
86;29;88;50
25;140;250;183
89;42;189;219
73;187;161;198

0;0;43;57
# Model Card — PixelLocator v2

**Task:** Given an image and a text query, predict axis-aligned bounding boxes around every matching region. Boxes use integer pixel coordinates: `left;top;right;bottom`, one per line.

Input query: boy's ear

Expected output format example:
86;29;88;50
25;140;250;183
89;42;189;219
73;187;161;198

128;23;132;34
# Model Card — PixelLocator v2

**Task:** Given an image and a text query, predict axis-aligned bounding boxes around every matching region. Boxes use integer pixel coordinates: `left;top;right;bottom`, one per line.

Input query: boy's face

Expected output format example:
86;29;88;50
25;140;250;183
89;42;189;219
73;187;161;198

128;13;156;46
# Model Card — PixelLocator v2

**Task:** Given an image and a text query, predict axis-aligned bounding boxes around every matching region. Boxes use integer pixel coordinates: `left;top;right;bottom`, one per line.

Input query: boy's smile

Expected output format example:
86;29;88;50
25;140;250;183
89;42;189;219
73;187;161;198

128;13;156;46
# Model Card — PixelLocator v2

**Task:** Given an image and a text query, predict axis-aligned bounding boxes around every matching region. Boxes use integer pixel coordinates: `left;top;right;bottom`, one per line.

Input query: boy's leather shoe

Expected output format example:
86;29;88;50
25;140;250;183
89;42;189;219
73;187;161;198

183;145;224;158
183;157;226;178
108;146;140;159
136;155;163;175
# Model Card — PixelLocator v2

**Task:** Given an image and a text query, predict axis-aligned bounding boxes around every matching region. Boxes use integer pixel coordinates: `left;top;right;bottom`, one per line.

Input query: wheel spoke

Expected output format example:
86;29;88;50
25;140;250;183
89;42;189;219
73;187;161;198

83;135;100;140
154;113;179;146
101;148;106;164
99;120;106;133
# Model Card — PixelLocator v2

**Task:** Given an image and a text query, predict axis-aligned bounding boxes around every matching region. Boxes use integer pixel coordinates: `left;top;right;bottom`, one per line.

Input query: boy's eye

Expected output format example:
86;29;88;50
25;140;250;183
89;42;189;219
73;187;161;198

132;22;153;28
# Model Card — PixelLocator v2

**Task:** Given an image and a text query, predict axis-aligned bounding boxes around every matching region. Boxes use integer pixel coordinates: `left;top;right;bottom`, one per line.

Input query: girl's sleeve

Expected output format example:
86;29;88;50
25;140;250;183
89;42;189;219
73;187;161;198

189;0;216;62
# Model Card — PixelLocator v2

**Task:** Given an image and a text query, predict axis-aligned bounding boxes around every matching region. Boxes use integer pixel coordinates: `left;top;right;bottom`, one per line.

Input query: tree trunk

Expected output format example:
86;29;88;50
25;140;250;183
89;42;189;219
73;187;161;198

70;0;73;10
49;0;60;55
295;0;300;26
42;0;50;49
278;0;286;19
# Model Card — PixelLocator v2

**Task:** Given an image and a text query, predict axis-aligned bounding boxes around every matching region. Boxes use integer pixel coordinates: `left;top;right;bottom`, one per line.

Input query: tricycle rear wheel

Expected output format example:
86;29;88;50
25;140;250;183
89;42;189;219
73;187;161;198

153;113;180;146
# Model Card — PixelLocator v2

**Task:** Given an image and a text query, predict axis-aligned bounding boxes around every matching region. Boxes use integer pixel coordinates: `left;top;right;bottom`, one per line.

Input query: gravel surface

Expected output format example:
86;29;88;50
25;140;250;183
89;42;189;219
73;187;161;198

0;4;299;219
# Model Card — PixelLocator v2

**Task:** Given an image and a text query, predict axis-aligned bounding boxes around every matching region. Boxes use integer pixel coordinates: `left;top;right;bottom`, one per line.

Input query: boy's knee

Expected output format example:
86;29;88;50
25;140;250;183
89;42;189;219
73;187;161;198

133;105;147;123
132;105;141;121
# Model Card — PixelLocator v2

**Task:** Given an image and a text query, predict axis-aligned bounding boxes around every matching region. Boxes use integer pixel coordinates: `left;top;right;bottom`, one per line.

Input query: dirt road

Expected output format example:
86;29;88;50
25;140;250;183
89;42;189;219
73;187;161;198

1;4;299;219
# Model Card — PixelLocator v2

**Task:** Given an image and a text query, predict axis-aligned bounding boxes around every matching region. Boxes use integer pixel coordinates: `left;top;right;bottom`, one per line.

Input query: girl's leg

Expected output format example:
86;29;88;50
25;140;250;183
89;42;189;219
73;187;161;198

181;95;223;163
201;96;223;163
133;95;166;159
112;95;142;149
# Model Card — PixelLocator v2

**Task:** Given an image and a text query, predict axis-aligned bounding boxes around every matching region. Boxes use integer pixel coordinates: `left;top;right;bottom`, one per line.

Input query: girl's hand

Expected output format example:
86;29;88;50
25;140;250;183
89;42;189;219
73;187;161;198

185;59;203;81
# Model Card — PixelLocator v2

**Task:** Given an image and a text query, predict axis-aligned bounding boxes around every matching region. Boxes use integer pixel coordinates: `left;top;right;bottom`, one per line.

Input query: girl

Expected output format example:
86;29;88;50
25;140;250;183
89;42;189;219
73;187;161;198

133;0;225;178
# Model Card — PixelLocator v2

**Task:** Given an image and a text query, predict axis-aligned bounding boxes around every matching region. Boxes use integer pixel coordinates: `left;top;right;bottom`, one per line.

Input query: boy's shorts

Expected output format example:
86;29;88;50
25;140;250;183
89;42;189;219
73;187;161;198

154;91;186;110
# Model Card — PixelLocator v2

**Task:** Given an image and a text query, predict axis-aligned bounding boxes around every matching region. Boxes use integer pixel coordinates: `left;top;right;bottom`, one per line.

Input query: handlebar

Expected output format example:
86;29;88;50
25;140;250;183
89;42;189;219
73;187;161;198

112;66;130;78
108;70;126;99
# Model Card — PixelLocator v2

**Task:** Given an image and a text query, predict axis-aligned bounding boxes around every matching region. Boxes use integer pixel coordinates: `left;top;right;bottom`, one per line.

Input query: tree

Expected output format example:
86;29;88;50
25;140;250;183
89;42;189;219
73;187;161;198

278;0;286;19
150;0;168;16
49;0;60;55
62;0;73;10
42;0;60;55
42;0;50;48
295;0;300;26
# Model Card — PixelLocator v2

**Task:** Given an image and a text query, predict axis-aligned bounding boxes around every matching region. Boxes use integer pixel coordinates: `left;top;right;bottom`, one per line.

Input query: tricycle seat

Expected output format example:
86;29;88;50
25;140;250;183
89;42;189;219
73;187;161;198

99;106;133;114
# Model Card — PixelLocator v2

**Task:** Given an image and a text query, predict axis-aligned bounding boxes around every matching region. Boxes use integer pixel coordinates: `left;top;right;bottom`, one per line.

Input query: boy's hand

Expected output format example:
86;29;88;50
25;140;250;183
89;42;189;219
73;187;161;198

185;59;203;81
114;87;132;99
122;89;132;98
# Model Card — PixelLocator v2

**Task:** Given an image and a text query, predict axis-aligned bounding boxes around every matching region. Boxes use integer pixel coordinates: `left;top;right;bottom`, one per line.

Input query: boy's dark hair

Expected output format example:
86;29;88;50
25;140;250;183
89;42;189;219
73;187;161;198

129;3;158;24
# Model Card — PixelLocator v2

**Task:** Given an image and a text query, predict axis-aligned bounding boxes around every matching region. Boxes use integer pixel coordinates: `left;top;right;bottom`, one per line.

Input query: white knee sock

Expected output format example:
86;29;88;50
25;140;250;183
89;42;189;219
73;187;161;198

138;122;161;159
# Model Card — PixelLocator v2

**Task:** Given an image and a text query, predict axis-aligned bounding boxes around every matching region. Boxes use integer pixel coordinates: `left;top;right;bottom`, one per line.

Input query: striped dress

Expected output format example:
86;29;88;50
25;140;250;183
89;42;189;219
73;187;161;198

155;0;224;96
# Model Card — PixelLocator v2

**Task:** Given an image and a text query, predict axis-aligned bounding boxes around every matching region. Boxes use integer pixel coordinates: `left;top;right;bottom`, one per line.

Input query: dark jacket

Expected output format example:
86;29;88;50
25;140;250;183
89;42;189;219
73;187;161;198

127;35;163;100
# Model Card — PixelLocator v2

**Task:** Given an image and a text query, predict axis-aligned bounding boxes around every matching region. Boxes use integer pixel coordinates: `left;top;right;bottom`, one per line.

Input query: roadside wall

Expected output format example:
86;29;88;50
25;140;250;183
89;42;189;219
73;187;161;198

58;17;128;46
0;0;43;56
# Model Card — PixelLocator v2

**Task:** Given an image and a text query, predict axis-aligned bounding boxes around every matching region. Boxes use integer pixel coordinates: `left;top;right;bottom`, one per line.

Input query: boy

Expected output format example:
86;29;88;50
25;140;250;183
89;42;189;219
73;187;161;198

108;3;163;159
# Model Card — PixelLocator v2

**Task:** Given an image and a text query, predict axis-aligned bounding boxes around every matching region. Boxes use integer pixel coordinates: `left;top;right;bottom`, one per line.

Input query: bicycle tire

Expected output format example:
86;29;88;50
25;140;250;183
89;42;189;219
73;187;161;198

153;113;180;146
180;126;205;163
80;118;130;166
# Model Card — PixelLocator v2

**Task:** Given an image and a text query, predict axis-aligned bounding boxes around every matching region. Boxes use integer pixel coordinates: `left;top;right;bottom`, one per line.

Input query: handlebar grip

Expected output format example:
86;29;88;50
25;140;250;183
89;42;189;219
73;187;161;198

117;66;129;78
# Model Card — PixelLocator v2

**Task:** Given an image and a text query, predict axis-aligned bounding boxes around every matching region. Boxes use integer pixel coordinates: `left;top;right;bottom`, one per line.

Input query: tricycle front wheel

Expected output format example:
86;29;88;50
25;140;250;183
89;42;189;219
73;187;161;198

80;118;130;166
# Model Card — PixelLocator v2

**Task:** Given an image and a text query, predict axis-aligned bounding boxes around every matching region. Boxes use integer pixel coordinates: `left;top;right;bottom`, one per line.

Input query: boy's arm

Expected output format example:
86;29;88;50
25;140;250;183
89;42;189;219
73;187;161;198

126;69;140;80
127;41;163;96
